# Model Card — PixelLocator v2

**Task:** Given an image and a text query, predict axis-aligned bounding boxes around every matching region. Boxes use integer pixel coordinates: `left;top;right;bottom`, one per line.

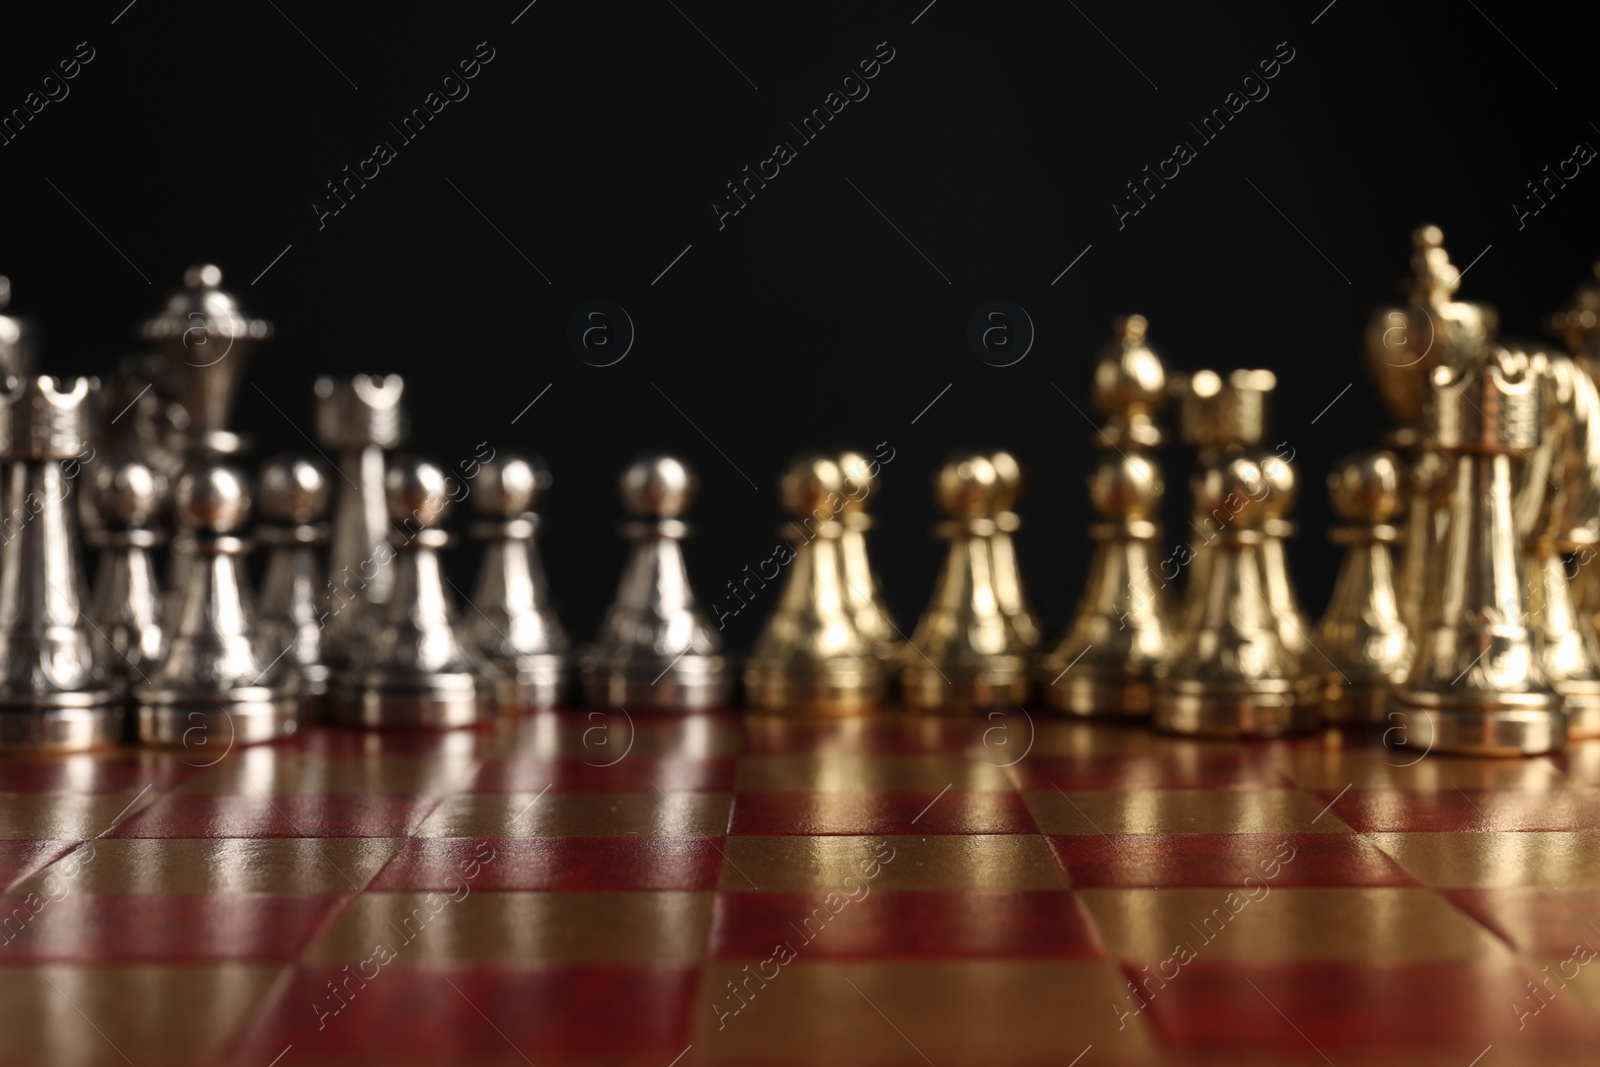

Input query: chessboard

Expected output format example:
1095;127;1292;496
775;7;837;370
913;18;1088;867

5;709;1600;1067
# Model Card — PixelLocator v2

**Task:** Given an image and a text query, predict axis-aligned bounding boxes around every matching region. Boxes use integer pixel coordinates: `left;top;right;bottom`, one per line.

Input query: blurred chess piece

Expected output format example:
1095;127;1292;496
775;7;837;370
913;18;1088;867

315;374;406;660
139;264;271;459
581;454;731;709
986;449;1042;650
1039;314;1173;716
136;461;299;747
469;453;568;710
99;353;188;479
746;453;885;715
835;450;902;663
1256;449;1317;676
0;275;39;383
256;455;333;722
86;457;169;686
1544;264;1600;738
1315;450;1412;725
900;451;1033;714
1154;452;1314;737
1389;350;1564;755
0;377;120;752
1363;227;1495;637
331;458;501;728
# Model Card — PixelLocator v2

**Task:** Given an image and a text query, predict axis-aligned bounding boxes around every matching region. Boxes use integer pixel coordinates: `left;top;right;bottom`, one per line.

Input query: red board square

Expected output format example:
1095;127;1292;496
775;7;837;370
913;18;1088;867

370;837;724;892
0;753;201;796
470;756;737;794
1012;754;1293;791
1442;888;1600;956
0;892;350;962
297;726;504;759
1047;833;1419;889
727;791;1036;835
1315;789;1600;832
106;794;442;839
708;889;1099;961
1129;960;1600;1049
225;963;697;1065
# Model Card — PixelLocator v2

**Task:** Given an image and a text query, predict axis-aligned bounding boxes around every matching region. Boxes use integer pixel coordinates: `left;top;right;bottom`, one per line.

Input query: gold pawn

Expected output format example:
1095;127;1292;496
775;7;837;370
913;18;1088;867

987;450;1043;651
1154;452;1314;738
901;452;1033;714
1388;351;1564;756
1256;450;1319;708
1316;450;1412;724
745;453;886;716
836;450;903;664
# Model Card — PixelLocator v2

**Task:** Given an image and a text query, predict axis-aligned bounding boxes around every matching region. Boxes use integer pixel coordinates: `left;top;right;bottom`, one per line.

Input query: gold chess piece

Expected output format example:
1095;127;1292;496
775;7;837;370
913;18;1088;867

745;453;887;715
986;449;1043;651
901;451;1034;713
1039;314;1173;716
1388;350;1565;756
1256;449;1318;676
1544;264;1600;737
1363;226;1495;638
1153;452;1314;738
835;450;902;663
1315;450;1413;724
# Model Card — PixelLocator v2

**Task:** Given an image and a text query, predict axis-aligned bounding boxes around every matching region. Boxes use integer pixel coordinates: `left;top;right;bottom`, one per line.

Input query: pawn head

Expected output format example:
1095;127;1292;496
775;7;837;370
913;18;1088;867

621;454;695;518
934;450;1000;519
386;457;452;528
1327;449;1403;524
176;461;251;534
258;455;330;525
1088;452;1163;521
90;458;168;528
779;453;845;519
1193;454;1268;531
475;453;552;519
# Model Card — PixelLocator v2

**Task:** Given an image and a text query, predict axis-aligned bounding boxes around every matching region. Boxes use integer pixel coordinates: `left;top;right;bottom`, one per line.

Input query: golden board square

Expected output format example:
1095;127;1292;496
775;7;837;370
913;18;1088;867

8;838;403;895
1025;788;1353;835
413;792;733;838
717;835;1069;892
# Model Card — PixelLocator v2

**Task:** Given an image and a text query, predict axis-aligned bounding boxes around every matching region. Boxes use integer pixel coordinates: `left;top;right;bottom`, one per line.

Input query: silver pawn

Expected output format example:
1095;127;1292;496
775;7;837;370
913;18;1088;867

468;453;569;709
331;458;501;728
0;376;119;753
86;458;169;686
137;462;298;747
580;455;732;709
0;275;39;383
256;456;333;721
314;375;406;662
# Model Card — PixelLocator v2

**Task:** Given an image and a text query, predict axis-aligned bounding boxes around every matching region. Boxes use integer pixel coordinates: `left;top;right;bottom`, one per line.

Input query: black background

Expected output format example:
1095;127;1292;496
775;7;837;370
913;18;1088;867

3;0;1597;652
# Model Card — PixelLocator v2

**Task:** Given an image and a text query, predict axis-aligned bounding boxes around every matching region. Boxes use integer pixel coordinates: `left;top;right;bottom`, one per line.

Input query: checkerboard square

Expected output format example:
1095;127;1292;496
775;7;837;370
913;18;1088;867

1315;788;1600;832
0;891;350;963
226;963;698;1066
1048;832;1418;889
1026;788;1348;835
370;837;726;892
727;790;1034;835
416;792;732;837
1010;753;1293;791
107;794;442;838
1441;888;1600;956
707;889;1097;961
468;756;738;794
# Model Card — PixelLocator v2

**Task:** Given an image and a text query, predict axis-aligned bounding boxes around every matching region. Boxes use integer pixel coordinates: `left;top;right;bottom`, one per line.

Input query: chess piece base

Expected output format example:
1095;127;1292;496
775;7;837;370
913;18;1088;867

1320;681;1391;726
1039;666;1153;718
137;689;299;748
331;671;500;729
743;657;884;717
902;659;1029;715
1385;690;1565;756
1154;680;1318;738
0;704;124;753
581;654;732;710
494;653;569;711
1554;680;1600;740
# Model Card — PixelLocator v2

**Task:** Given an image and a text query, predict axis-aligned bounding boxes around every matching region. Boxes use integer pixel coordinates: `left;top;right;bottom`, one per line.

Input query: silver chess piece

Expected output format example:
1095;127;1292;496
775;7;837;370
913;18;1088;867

468;453;569;710
0;275;39;383
581;455;732;709
0;376;120;753
139;264;272;458
256;456;333;721
136;462;298;748
315;375;406;659
331;457;502;728
86;457;169;686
